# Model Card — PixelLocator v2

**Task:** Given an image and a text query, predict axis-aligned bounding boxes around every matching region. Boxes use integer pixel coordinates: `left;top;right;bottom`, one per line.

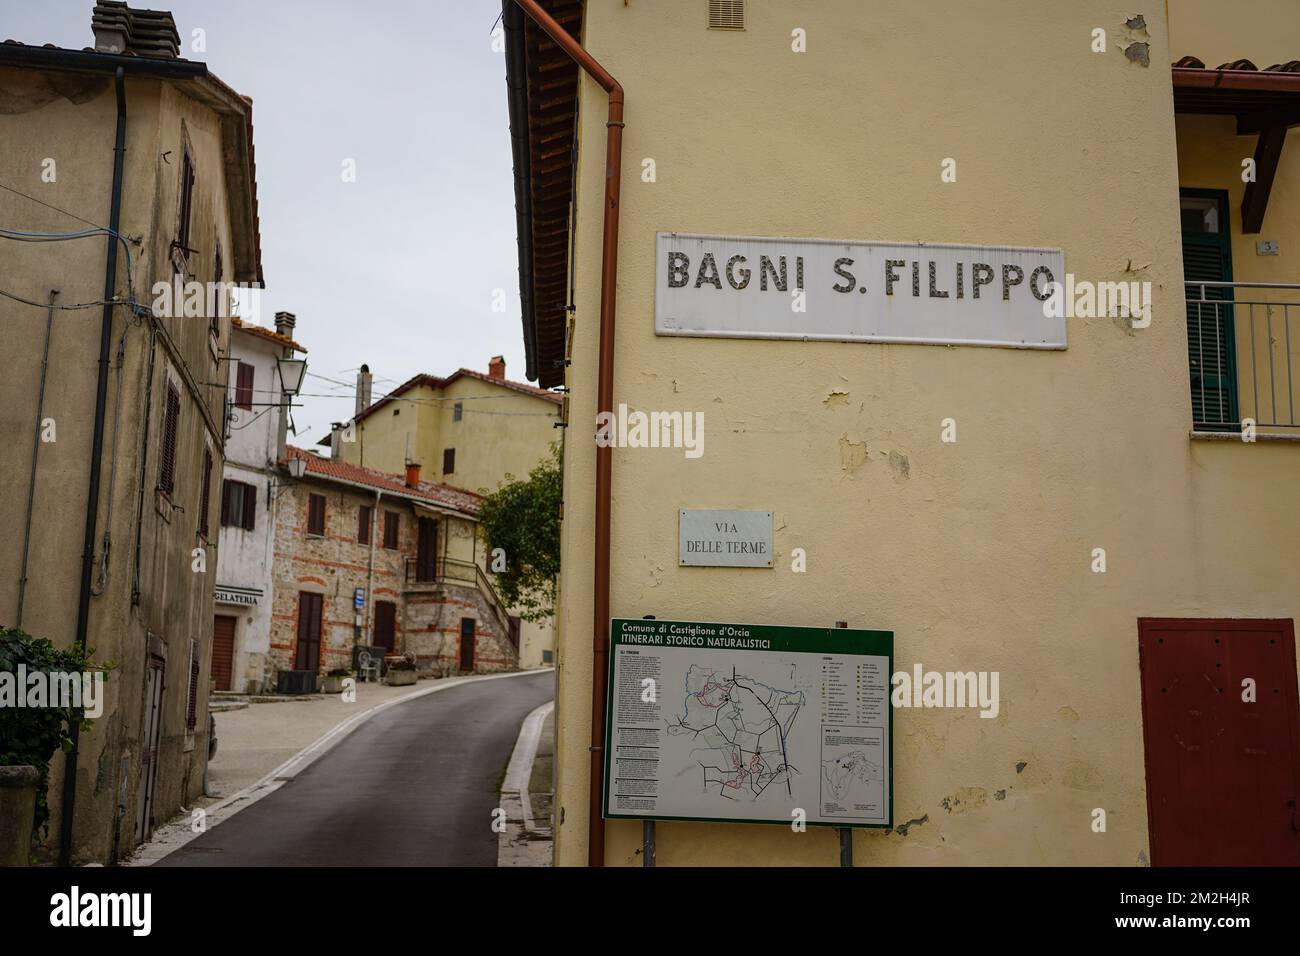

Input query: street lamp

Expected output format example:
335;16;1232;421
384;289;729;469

276;356;307;397
287;456;307;479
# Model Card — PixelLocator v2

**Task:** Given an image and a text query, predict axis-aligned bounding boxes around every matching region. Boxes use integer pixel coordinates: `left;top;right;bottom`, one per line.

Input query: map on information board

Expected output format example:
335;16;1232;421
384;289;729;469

603;619;893;828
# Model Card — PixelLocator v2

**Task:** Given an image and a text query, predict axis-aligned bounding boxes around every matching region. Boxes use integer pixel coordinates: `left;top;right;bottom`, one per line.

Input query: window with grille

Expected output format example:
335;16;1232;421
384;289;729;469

159;381;181;496
453;402;463;422
234;362;255;410
307;493;327;536
382;511;399;550
221;479;257;531
708;0;744;30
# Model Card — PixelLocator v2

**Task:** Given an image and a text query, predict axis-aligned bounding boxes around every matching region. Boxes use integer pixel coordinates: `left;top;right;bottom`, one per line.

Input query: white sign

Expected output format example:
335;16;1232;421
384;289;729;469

215;586;260;607
679;509;773;567
655;232;1066;349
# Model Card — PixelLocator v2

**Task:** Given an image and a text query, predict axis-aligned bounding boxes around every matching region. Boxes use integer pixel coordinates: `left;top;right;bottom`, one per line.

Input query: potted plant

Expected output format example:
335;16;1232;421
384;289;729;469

383;655;418;686
322;668;354;694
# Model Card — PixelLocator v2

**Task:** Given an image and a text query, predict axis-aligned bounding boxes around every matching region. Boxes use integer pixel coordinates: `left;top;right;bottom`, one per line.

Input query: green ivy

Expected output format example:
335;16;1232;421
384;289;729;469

0;625;110;842
478;443;561;623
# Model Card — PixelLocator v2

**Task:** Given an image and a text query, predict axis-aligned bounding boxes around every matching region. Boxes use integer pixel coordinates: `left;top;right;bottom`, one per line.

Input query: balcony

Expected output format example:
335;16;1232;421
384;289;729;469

402;556;512;636
1186;281;1300;434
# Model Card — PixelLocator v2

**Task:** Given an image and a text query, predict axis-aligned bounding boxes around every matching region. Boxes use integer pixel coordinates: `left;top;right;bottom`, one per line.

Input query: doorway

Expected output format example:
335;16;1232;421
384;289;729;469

1137;618;1300;865
374;601;397;653
136;656;165;842
211;615;236;691
1180;188;1238;430
416;517;438;582
295;592;323;671
459;618;476;671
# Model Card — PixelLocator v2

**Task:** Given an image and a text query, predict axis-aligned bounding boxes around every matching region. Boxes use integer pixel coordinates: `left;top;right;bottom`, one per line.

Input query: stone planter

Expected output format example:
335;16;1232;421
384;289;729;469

0;766;40;867
383;668;417;687
322;675;352;694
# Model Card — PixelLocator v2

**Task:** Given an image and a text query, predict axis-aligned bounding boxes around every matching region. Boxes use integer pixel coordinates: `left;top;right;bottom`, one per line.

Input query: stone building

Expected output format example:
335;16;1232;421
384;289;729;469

0;3;262;862
271;448;519;680
321;357;562;669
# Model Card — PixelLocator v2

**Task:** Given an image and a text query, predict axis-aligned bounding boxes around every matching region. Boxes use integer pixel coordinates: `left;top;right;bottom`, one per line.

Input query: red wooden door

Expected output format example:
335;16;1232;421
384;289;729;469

295;592;323;671
1138;618;1300;865
373;601;396;652
211;615;236;691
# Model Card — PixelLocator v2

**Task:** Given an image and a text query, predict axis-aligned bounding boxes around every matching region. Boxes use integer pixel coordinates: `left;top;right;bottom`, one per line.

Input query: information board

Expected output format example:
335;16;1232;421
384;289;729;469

603;618;893;828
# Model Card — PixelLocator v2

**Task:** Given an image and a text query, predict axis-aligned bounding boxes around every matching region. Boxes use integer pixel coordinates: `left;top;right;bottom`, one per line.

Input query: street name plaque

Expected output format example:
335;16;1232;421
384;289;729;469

678;509;773;567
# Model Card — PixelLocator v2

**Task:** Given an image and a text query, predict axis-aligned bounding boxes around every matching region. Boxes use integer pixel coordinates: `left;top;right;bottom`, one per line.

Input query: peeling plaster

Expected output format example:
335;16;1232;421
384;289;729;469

1015;760;1028;774
892;813;929;837
941;786;988;814
994;789;1007;801
1124;41;1150;66
823;389;850;408
1057;706;1080;721
1061;760;1104;792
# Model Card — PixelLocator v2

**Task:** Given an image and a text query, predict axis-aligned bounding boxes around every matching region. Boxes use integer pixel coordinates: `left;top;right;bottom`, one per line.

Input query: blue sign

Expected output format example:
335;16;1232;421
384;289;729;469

354;587;366;609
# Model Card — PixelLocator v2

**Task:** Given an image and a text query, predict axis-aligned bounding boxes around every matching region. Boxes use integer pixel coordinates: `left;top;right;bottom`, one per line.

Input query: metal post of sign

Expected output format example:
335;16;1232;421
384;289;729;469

643;819;656;867
835;620;854;868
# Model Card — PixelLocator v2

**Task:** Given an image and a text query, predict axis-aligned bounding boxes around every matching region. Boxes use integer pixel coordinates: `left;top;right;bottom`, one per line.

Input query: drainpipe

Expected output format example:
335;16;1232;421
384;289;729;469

61;66;127;866
17;290;58;626
509;0;623;868
365;489;382;648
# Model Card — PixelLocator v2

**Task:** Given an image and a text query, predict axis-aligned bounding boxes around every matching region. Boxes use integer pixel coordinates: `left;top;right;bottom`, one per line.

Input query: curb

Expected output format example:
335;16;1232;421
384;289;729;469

497;700;555;867
130;668;555;866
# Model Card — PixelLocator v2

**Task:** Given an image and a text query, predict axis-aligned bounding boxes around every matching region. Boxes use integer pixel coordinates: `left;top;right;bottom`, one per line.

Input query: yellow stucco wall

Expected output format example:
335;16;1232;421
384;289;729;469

550;1;1300;866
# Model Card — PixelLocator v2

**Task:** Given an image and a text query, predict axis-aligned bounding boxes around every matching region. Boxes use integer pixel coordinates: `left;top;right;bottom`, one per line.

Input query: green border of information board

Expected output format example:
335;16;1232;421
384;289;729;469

602;618;894;829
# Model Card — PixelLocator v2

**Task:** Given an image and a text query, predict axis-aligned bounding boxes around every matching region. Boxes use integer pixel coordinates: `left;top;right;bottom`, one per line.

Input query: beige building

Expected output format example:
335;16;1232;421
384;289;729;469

504;0;1300;866
323;356;562;669
0;3;262;862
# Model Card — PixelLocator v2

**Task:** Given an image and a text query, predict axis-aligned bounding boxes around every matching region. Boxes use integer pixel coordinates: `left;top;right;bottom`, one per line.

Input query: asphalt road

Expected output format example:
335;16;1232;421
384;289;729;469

157;671;555;866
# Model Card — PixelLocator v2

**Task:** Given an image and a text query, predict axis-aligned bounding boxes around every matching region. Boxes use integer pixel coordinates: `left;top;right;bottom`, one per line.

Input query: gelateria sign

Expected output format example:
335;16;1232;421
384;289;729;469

655;232;1066;349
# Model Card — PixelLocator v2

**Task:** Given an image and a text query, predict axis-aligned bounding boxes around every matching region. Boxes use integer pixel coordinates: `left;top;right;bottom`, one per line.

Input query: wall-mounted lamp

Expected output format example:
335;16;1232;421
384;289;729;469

277;356;308;397
287;457;307;479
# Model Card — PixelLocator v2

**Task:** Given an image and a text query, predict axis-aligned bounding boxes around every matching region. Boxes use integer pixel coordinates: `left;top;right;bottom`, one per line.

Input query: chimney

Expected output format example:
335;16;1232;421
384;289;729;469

274;311;296;339
92;2;181;58
329;423;344;461
404;461;421;489
488;355;506;380
355;363;373;417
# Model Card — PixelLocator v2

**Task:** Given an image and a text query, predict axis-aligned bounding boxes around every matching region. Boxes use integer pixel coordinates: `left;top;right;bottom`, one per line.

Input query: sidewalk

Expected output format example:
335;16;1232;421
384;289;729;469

497;701;555;867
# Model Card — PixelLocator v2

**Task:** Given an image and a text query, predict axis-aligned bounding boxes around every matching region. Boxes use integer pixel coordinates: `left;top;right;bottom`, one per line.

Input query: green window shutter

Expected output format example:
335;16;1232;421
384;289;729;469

1181;192;1238;431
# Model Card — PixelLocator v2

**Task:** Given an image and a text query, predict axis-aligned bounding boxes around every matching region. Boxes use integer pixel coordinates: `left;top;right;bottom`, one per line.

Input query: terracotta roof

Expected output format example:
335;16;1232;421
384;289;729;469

231;316;306;352
352;366;560;426
283;446;482;516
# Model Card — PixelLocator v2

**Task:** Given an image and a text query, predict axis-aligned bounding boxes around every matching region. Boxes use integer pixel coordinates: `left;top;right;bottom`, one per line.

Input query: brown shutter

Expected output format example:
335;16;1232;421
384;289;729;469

235;362;254;410
242;482;257;530
358;505;371;544
221;478;233;526
308;494;326;535
199;449;212;537
159;382;180;495
383;511;398;549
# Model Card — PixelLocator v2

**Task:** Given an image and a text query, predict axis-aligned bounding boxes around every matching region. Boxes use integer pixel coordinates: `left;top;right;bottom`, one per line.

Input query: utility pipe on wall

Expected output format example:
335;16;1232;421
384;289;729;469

509;0;624;867
17;289;58;626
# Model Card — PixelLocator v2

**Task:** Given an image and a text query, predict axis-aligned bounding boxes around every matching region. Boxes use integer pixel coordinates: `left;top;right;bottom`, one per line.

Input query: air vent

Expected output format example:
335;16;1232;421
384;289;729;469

708;0;744;31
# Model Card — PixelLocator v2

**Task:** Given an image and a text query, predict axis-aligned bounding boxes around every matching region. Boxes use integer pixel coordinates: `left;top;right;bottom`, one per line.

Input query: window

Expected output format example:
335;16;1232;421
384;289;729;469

358;505;372;544
382;511;399;550
177;146;195;262
199;448;213;539
186;639;201;733
443;448;455;475
307;494;327;536
453;402;463;422
159;381;181;496
221;479;257;531
234;362;255;410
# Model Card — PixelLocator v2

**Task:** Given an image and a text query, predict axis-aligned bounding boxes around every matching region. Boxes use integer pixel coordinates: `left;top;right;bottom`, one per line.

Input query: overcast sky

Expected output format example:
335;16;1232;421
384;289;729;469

2;0;528;447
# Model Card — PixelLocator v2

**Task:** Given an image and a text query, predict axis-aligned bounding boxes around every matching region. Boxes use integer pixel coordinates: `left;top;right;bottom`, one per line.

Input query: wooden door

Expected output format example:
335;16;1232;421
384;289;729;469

136;658;165;842
1138;618;1300;865
294;592;323;671
374;601;397;652
211;615;236;691
416;517;438;582
459;618;475;671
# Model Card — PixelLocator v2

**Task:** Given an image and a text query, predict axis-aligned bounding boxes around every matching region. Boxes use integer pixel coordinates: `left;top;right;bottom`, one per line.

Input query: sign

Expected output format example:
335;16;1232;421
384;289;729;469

214;585;260;607
655;232;1066;349
679;509;773;567
354;587;366;610
604;618;893;828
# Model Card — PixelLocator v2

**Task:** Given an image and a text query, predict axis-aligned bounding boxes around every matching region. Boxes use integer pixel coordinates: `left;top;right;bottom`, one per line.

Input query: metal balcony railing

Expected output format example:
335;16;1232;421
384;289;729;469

1186;282;1300;432
403;556;512;637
